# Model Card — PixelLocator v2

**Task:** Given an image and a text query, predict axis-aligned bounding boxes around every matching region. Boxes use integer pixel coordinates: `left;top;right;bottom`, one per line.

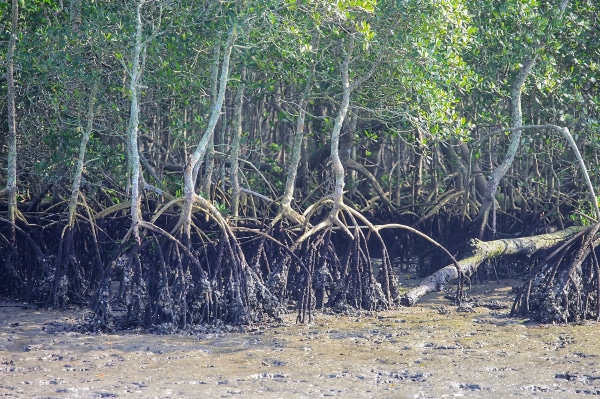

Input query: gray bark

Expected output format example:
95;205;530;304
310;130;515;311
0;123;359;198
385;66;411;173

277;34;318;223
67;83;98;227
230;64;246;223
477;124;599;221
200;41;222;197
127;0;146;245
476;56;536;237
475;1;570;237
6;0;18;241
180;28;236;241
329;36;354;217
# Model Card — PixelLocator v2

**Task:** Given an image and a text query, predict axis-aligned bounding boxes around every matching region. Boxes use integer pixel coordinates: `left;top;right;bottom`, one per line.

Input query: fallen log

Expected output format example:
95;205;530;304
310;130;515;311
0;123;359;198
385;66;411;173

401;225;587;306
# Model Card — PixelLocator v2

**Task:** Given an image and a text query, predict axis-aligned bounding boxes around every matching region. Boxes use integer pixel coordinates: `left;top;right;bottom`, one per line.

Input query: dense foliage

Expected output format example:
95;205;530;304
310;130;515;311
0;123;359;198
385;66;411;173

1;0;599;327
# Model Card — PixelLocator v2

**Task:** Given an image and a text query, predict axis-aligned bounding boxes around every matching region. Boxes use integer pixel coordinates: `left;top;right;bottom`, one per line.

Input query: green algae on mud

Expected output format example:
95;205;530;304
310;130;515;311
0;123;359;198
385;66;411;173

2;280;600;398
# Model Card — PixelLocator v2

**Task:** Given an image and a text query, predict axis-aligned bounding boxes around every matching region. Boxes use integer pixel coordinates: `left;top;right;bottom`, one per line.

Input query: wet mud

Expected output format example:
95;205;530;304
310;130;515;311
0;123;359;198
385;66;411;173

2;279;600;398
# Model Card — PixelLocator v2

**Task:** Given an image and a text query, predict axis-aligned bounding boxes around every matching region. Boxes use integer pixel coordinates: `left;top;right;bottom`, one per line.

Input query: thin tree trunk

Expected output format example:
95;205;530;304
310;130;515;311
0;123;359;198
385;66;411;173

329;36;354;217
394;134;404;207
277;35;318;223
458;143;488;199
348;115;358;200
295;34;381;245
180;28;236;243
411;130;423;206
475;0;570;238
280;92;308;212
110;0;150;324
67;82;98;228
200;41;222;197
475;56;536;237
6;0;19;243
230;64;246;223
53;84;98;307
127;0;146;246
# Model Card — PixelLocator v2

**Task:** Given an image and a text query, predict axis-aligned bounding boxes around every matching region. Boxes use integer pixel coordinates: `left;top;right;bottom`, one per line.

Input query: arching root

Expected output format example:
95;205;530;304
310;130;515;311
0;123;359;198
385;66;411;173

92;193;285;330
281;198;400;318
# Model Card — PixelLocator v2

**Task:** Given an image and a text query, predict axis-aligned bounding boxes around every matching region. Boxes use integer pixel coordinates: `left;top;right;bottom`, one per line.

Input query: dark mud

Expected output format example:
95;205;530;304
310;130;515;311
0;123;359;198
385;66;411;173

2;279;600;398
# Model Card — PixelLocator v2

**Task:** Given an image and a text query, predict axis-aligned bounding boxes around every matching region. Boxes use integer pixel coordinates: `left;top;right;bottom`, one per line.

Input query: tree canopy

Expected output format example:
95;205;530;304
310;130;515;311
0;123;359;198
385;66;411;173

1;0;599;327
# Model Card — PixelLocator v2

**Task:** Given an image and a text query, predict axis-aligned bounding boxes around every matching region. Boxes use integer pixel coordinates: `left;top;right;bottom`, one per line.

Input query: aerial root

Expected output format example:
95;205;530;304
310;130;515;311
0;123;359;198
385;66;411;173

511;223;600;322
287;199;400;314
87;191;472;328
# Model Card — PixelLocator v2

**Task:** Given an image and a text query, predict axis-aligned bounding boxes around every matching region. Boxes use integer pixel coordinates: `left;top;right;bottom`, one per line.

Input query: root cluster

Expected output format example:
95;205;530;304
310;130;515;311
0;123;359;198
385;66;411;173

512;224;600;323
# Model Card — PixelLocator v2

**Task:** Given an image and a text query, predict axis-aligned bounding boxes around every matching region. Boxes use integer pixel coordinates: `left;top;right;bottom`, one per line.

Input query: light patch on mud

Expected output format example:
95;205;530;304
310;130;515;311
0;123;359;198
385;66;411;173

2;279;600;398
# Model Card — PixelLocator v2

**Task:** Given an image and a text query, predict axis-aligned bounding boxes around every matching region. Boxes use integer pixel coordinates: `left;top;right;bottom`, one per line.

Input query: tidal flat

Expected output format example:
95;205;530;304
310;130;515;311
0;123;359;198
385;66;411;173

2;280;600;398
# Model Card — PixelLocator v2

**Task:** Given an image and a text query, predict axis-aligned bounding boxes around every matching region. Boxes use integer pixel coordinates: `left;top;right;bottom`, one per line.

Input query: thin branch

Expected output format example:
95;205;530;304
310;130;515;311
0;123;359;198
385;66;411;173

473;123;599;220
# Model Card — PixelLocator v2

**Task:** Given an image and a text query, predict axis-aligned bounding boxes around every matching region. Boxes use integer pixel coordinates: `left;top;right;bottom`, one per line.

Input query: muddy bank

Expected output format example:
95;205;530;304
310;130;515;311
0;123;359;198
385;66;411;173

2;280;600;398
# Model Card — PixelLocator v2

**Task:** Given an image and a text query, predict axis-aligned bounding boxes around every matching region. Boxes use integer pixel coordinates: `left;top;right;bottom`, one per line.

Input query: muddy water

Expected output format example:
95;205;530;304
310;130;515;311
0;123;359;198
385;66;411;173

2;280;600;398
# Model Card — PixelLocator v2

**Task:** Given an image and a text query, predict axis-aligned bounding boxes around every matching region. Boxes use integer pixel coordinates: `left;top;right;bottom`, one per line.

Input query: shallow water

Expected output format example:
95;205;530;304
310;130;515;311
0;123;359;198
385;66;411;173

2;280;600;398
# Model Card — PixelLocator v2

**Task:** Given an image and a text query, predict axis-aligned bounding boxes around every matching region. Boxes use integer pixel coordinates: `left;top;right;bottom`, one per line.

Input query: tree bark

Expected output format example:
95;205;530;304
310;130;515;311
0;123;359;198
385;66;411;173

180;27;236;242
475;56;536;238
127;0;146;246
402;226;585;306
276;34;317;224
6;0;19;243
230;63;246;223
475;0;570;238
329;36;354;219
67;82;97;228
200;41;222;197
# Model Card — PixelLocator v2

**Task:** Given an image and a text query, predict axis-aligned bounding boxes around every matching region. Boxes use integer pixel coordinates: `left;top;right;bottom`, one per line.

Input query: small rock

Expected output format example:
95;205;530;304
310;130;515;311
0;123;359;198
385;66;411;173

460;383;481;390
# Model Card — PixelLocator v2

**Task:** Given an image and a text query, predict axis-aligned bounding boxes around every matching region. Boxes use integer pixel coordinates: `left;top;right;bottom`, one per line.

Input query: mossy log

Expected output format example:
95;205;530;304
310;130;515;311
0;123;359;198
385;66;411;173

401;226;585;306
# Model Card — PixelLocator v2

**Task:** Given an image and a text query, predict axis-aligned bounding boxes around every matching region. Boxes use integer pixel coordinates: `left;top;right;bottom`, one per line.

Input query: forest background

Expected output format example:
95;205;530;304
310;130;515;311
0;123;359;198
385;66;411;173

1;0;599;330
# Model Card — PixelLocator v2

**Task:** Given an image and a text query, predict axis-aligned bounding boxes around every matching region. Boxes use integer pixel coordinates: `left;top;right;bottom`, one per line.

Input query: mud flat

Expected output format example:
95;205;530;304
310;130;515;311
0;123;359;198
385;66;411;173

2;280;600;398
